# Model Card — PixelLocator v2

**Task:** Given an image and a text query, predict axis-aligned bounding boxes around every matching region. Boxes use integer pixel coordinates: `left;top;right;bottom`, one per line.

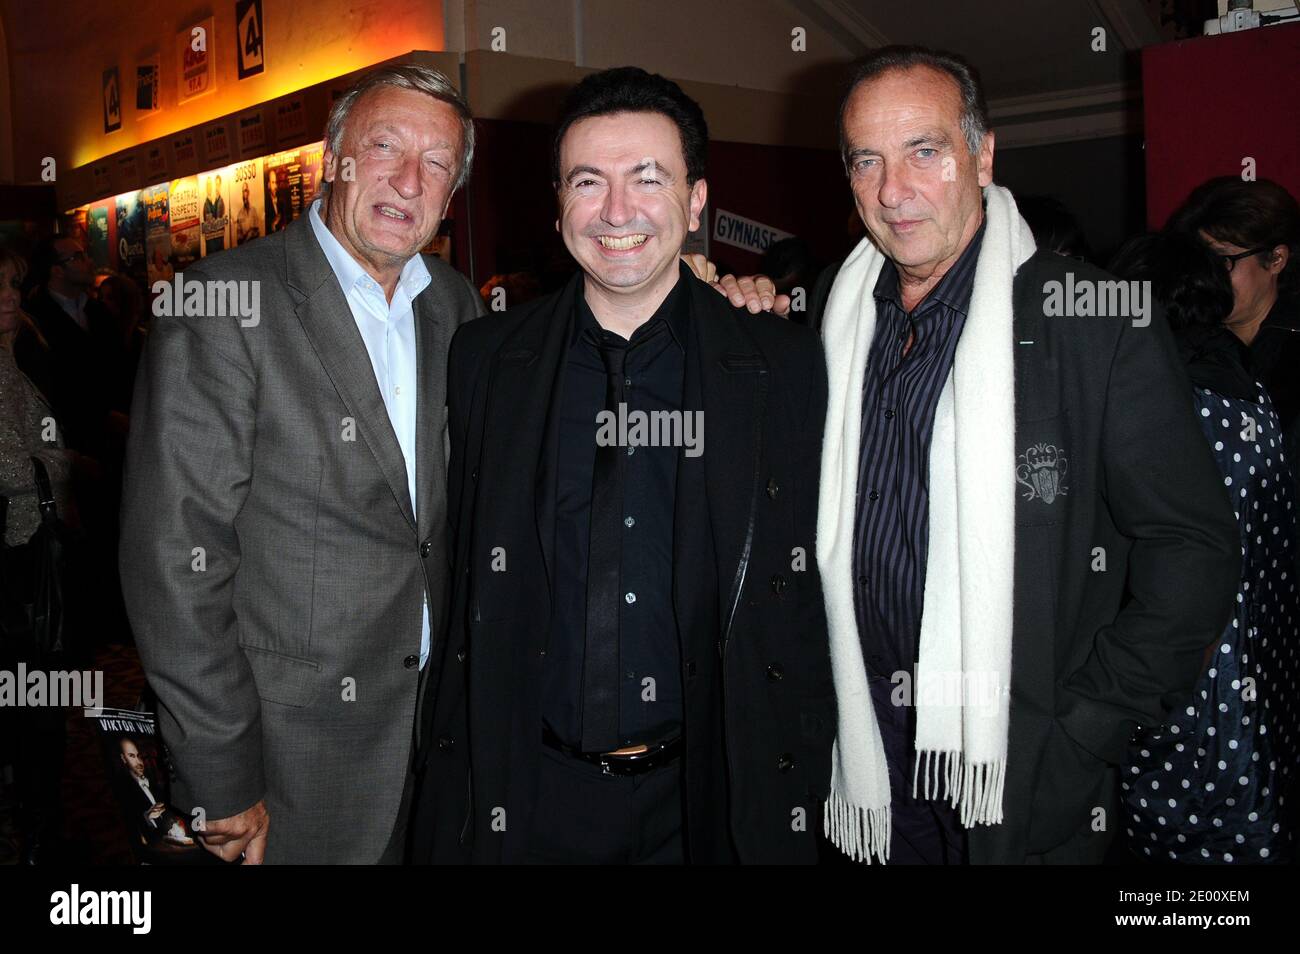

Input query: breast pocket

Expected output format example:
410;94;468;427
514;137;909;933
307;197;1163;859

1014;415;1071;528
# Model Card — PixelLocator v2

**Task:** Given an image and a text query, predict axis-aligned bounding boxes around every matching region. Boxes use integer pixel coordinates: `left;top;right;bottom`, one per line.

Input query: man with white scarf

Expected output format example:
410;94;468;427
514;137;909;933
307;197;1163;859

813;46;1239;864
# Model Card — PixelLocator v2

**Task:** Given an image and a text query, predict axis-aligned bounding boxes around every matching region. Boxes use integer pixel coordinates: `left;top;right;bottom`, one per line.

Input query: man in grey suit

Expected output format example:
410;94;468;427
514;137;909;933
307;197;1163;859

120;65;485;864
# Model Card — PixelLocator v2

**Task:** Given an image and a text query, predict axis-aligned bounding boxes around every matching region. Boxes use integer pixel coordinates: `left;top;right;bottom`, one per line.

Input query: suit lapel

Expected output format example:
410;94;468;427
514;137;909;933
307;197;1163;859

478;272;580;602
688;279;768;640
286;216;417;531
413;278;454;544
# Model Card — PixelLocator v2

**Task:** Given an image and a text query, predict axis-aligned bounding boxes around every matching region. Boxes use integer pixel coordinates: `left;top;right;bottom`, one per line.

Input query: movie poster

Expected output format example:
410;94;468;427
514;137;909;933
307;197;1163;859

263;149;301;234
298;142;325;211
86;203;111;269
88;707;223;865
229;158;264;247
143;183;173;286
114;191;146;283
168;175;202;271
198;168;232;256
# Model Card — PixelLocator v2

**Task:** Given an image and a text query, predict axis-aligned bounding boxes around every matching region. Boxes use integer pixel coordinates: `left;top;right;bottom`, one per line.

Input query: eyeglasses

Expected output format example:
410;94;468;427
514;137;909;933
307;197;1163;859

1219;247;1269;272
57;249;89;264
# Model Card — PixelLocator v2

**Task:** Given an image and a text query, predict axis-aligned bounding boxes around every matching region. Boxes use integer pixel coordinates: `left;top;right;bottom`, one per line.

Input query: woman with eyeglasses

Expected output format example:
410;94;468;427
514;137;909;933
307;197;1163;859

1110;230;1299;865
1168;178;1300;475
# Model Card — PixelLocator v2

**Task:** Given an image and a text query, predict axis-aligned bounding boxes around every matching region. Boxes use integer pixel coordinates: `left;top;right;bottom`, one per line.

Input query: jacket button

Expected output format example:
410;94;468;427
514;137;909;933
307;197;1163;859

766;478;779;499
437;736;455;751
685;659;697;678
767;663;784;682
777;753;795;773
770;574;787;595
456;646;466;663
419;540;432;558
471;467;479;481
403;654;418;669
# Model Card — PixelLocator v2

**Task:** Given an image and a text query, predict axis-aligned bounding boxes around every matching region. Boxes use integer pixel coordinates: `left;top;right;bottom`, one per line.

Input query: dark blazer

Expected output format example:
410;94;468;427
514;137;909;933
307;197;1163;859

413;267;834;864
120;215;485;862
816;249;1238;863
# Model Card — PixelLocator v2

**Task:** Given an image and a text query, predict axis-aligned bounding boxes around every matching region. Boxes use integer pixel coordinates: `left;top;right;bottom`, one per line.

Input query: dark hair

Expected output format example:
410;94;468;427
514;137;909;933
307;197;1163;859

1016;195;1093;263
838;45;990;167
1167;177;1300;299
1108;231;1234;332
551;67;708;187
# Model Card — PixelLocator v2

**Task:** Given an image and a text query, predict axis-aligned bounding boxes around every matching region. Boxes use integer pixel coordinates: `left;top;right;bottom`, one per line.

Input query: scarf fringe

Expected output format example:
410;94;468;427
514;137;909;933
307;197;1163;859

912;750;1008;827
823;790;891;864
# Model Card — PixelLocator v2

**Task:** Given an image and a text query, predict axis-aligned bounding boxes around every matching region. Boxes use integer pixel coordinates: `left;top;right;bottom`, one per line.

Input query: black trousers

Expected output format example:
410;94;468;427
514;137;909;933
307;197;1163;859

868;671;969;865
523;745;685;864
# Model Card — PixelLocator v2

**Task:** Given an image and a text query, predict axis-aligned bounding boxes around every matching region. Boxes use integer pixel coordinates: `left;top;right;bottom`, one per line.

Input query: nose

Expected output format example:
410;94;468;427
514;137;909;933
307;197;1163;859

876;161;913;211
388;153;424;201
600;181;633;228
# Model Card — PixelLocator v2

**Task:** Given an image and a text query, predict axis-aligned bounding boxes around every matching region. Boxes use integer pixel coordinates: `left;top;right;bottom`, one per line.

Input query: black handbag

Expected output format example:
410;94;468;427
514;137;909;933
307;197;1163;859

0;457;68;662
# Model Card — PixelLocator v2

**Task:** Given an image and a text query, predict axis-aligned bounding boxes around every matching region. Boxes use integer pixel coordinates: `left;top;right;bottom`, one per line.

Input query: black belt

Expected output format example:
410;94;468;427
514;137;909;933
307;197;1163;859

543;725;682;777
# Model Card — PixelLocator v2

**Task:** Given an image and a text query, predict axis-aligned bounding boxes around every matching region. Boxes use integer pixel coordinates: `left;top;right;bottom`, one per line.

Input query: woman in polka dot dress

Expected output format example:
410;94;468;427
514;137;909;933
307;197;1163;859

1113;233;1300;864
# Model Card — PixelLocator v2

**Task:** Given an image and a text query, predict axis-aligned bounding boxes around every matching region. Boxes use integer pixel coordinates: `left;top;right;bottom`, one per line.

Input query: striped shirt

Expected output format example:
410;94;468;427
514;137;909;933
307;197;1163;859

852;224;985;677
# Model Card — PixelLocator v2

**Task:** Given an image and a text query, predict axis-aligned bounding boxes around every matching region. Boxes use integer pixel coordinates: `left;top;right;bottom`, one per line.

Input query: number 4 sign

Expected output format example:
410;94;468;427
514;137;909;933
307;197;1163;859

103;67;122;133
237;0;265;80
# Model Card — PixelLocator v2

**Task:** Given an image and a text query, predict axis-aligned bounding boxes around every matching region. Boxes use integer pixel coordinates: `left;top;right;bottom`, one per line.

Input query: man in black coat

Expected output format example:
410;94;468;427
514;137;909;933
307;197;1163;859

412;68;833;864
811;45;1239;865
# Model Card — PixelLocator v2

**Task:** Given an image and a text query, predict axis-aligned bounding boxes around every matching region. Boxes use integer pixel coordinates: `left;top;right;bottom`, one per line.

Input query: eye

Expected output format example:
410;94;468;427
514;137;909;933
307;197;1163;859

916;148;937;159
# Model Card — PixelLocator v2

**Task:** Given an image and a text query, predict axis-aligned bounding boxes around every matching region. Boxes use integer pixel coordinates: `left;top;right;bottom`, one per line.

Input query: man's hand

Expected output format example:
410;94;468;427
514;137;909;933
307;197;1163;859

714;274;791;317
197;799;269;865
678;255;791;317
146;803;167;821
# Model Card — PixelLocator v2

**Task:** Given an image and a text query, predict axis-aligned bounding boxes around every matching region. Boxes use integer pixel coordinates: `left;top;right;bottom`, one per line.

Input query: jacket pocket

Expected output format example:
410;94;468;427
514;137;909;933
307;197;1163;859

239;643;322;708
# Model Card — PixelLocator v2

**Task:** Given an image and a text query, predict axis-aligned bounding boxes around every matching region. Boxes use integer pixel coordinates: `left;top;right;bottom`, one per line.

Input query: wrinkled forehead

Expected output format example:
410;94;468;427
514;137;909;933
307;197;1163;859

843;66;965;145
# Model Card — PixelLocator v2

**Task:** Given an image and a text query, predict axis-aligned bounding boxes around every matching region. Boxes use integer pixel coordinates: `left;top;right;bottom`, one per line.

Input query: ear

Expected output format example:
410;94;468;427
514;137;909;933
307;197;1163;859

976;130;995;188
322;144;338;186
1267;244;1289;275
688;178;708;234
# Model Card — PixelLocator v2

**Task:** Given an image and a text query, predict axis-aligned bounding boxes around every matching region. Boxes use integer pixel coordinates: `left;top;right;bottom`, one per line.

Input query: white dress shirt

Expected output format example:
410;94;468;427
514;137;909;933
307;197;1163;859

309;199;434;668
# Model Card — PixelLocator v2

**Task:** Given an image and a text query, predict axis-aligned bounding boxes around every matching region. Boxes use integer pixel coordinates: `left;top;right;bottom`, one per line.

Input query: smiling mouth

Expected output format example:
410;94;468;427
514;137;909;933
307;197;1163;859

376;205;412;221
596;234;649;250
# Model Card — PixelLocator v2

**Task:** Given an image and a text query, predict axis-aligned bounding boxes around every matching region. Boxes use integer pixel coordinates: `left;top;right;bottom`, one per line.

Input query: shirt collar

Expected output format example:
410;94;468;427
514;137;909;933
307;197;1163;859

309;199;431;302
571;262;691;349
874;219;987;317
48;288;86;315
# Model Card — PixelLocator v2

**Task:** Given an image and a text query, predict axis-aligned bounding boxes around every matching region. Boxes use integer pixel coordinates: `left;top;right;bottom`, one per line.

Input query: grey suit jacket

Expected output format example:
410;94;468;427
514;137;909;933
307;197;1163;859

119;214;485;863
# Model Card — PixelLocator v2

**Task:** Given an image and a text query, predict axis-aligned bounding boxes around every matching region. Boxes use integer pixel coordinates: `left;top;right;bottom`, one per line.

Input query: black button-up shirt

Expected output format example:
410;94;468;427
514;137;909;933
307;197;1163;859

853;224;985;677
544;274;688;749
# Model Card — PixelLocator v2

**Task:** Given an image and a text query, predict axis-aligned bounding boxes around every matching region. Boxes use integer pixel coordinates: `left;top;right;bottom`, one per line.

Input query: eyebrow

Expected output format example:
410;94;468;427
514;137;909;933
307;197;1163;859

845;130;953;160
363;124;454;151
564;159;677;184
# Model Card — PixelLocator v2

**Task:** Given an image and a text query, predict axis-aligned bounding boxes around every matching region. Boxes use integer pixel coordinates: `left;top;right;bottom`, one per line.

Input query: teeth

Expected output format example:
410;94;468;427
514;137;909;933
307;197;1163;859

597;234;648;250
377;206;408;219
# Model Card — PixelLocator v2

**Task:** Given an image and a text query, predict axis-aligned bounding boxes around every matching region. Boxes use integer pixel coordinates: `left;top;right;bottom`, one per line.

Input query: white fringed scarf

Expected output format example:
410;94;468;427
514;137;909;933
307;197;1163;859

818;185;1035;863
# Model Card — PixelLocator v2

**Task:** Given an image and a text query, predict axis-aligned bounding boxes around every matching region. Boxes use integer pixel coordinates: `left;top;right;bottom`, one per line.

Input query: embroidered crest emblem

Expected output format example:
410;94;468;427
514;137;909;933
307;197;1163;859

1016;442;1068;504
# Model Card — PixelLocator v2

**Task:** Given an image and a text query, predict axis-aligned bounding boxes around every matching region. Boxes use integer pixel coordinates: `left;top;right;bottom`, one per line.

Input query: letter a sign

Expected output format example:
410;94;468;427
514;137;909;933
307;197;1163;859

237;0;265;80
103;67;122;133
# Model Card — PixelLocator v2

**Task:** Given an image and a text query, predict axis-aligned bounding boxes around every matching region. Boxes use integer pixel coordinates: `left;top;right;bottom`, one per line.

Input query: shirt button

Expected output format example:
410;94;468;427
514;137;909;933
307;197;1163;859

625;592;637;604
624;516;635;528
394;386;402;396
884;408;895;419
868;489;880;501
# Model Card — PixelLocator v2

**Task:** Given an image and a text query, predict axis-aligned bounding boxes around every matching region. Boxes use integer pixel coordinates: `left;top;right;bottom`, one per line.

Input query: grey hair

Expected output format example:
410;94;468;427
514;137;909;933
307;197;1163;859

838;45;990;169
323;64;476;193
